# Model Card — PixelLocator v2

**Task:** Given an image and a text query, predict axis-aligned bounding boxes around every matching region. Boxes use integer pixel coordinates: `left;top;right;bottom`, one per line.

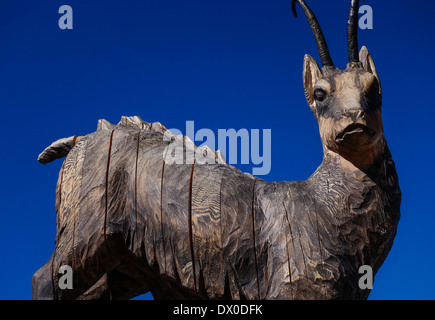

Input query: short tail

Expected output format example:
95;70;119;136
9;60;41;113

38;136;80;165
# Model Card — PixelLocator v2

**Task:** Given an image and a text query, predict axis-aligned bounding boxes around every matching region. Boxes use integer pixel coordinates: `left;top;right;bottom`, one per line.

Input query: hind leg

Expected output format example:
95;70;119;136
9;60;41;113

32;254;55;300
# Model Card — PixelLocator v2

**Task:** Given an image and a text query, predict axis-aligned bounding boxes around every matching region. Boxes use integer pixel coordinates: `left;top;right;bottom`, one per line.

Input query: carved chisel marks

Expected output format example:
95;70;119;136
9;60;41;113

133;130;141;250
188;160;197;293
71;139;87;271
56;162;65;223
286;187;309;286
191;165;225;297
104;129;115;250
251;179;260;299
160;144;171;274
282;202;295;300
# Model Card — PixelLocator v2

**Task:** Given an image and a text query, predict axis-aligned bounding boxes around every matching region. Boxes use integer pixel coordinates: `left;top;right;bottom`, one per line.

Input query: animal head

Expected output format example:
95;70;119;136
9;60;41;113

293;0;385;169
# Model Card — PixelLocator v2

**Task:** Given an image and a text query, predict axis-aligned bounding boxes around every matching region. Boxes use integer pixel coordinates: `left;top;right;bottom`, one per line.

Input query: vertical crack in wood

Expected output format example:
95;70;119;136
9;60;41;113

282;202;295;300
52;160;66;300
134;131;141;251
188;159;197;293
71;158;79;271
219;172;223;252
160;146;169;274
72;140;86;273
250;179;260;299
104;129;115;253
57;163;66;217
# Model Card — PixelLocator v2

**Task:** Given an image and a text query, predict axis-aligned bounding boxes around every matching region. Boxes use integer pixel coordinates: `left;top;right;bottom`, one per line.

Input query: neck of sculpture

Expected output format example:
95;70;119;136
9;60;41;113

319;143;398;194
310;143;401;274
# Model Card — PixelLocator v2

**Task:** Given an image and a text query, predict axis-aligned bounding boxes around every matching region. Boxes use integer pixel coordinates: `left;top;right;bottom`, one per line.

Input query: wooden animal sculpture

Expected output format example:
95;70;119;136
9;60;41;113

33;0;401;300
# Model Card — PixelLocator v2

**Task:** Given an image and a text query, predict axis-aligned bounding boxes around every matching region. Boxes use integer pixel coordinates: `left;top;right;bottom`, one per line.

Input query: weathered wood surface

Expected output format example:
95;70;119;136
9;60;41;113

32;0;401;300
33;113;400;300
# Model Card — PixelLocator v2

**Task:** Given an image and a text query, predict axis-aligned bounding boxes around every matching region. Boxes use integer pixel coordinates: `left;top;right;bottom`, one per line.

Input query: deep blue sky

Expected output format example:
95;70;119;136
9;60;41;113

0;0;434;300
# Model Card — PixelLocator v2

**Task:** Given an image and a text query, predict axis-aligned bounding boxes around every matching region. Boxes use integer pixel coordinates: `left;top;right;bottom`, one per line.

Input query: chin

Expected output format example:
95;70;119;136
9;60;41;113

334;130;386;170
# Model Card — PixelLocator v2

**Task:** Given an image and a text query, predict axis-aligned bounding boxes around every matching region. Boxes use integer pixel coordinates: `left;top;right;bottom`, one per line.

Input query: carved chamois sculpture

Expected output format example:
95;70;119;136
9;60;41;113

33;0;400;300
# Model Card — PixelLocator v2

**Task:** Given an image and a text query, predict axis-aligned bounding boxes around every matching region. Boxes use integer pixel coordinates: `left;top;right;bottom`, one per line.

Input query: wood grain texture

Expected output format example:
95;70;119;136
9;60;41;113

32;0;401;301
33;113;400;300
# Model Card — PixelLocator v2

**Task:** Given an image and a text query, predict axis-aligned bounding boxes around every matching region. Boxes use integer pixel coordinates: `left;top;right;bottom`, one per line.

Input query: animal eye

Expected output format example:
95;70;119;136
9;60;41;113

314;89;327;102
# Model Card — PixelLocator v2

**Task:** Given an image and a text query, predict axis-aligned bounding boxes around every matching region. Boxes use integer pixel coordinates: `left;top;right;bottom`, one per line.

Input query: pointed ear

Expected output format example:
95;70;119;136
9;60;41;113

359;46;382;95
303;54;322;111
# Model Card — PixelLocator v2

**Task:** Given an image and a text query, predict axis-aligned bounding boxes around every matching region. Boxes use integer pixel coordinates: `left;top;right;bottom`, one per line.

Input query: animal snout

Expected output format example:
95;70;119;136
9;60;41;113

346;109;366;122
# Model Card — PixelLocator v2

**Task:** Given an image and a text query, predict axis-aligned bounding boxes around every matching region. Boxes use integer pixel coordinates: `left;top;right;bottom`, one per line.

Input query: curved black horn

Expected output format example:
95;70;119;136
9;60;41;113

347;0;360;63
292;0;334;68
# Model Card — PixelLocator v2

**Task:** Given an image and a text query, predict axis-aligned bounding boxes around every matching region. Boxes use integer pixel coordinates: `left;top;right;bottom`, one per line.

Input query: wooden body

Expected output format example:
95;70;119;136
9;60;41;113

33;116;400;300
33;0;401;301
